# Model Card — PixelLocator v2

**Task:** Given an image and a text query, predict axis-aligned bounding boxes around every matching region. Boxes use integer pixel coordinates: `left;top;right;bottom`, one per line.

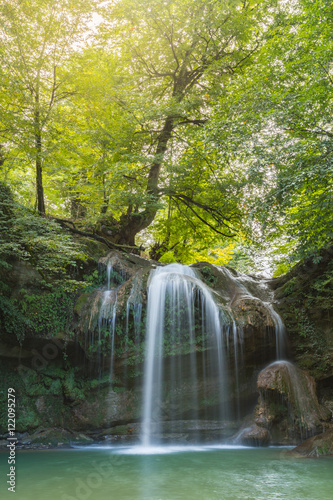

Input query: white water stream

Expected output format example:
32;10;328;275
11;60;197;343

216;267;286;359
142;264;229;446
141;263;287;446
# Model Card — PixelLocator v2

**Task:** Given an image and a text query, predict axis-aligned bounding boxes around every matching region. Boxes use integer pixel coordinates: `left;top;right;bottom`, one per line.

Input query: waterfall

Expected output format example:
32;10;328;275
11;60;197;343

141;264;229;446
126;275;143;347
81;252;290;446
97;263;118;381
226;321;244;420
215;267;287;360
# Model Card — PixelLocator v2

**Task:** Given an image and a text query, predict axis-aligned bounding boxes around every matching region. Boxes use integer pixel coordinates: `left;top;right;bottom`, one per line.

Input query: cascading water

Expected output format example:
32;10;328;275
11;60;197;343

81;252;291;446
98;263;118;380
141;264;230;446
226;321;244;420
140;262;288;446
126;275;143;349
83;257;128;380
216;266;287;360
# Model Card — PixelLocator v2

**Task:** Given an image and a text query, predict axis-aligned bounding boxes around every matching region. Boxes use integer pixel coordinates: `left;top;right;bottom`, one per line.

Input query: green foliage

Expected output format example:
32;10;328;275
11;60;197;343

281;277;298;296
62;368;85;401
309;268;333;310
0;289;30;342
0;182;86;280
83;269;106;291
19;287;75;336
0;182;89;341
292;307;317;340
285;295;330;375
0;0;98;212
205;0;333;269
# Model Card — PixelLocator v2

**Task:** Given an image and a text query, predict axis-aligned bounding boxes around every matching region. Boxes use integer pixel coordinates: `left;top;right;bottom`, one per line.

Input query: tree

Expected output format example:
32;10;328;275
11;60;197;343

0;0;96;214
203;0;333;268
88;0;271;245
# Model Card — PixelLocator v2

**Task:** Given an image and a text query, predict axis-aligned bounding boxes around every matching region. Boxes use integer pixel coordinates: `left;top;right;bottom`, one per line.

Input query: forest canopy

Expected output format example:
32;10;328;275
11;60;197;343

0;0;332;275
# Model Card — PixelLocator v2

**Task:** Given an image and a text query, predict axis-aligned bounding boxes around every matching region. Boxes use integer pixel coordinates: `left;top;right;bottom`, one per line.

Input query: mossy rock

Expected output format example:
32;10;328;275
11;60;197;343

74;292;91;316
79;237;109;261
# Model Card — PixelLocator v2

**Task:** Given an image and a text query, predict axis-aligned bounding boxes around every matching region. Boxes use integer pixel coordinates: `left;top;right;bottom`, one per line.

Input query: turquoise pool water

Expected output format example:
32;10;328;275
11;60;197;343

1;445;332;499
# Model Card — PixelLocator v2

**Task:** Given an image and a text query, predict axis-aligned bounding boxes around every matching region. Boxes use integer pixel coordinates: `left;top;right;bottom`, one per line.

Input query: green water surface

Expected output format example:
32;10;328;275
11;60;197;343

1;446;332;500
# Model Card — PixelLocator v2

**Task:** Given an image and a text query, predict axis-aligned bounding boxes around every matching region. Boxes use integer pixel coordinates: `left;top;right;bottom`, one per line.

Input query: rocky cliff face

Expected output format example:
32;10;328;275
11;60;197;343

0;247;332;447
272;248;333;381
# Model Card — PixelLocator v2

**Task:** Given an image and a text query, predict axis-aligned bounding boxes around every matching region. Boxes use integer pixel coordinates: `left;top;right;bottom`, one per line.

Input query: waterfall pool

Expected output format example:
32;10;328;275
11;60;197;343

1;446;332;499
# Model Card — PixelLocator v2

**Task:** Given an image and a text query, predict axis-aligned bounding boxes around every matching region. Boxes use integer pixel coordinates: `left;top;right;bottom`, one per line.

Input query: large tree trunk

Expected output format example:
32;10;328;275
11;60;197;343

0;144;6;167
35;131;45;215
116;116;174;245
34;95;45;215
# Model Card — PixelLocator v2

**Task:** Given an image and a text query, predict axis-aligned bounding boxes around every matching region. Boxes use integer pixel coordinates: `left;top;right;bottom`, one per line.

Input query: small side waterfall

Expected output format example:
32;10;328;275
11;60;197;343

141;264;229;446
126;275;143;348
97;263;118;380
215;267;287;360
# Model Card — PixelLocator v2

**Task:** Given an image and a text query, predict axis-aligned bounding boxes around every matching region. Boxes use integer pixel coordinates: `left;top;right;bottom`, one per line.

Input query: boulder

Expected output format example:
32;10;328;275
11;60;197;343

235;424;271;447
255;361;331;443
289;429;333;457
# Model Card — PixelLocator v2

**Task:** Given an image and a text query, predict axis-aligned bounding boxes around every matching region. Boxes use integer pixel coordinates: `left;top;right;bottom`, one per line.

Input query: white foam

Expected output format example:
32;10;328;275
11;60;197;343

71;443;258;455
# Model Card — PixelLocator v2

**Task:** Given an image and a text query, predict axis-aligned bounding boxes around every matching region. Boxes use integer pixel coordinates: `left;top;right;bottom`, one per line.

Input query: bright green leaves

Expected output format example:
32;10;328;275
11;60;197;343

0;0;99;212
202;0;333;270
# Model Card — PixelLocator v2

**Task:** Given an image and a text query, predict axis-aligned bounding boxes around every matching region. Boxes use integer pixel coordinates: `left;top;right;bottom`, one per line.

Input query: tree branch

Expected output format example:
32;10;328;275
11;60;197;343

51;217;142;252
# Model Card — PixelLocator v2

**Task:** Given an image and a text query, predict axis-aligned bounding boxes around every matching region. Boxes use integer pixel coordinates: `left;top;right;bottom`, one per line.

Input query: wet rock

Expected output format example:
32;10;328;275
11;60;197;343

255;361;331;443
18;428;93;448
289;429;333;457
236;424;271;447
0;428;93;449
0;342;31;359
71;387;141;430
